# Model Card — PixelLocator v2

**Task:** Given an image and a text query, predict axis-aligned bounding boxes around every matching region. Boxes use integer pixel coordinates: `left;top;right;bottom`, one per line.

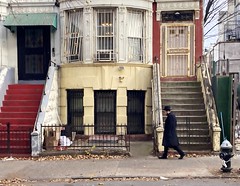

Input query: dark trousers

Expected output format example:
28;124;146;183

162;146;184;157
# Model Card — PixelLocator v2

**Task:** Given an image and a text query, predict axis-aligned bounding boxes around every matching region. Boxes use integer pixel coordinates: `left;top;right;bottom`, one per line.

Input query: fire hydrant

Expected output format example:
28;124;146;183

219;139;234;172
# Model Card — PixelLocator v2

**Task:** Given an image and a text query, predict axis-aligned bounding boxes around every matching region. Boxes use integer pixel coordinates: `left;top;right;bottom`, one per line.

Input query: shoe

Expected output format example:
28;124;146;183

158;156;167;159
178;153;185;159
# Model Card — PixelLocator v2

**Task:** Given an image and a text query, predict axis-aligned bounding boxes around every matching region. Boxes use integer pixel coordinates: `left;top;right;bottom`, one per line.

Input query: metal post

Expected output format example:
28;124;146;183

6;122;10;156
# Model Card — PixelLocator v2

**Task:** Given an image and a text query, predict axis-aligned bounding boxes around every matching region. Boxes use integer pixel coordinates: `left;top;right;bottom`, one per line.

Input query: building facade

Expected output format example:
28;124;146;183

0;0;204;154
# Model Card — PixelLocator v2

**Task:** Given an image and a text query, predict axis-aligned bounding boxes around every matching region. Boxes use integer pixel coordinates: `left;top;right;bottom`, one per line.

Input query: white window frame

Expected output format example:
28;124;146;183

64;9;84;62
127;10;144;63
94;9;116;62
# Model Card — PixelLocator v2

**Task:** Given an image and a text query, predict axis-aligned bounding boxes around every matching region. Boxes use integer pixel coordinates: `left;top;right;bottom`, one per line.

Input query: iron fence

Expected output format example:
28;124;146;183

0;123;32;156
41;124;130;153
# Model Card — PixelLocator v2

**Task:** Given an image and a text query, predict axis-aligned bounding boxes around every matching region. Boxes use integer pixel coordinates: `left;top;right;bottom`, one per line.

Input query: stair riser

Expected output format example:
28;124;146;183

161;87;202;92
0;118;35;125
161;82;201;87
0;107;38;112
7;89;43;94
167;105;205;110
0;140;30;146
4;94;42;101
177;130;209;136
177;125;209;130
3;101;40;107
161;94;203;99
0;148;31;154
162;99;204;104
163;116;207;122
0;113;37;118
163;111;206;116
8;84;44;89
178;137;210;143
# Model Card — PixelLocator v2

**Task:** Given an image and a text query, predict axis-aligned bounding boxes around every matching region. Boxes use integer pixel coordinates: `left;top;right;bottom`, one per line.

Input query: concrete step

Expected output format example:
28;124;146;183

163;104;205;110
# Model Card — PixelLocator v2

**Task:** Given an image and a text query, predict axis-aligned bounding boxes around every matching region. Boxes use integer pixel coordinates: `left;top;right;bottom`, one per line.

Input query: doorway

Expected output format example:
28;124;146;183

17;26;50;80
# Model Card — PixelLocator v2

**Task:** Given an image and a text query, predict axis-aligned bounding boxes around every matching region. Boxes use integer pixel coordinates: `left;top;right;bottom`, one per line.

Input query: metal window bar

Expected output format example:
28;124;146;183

127;10;144;62
64;10;83;62
95;9;116;61
67;90;84;134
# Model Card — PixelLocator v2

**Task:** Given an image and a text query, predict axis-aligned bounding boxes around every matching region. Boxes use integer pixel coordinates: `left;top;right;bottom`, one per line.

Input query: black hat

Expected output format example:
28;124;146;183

163;106;171;111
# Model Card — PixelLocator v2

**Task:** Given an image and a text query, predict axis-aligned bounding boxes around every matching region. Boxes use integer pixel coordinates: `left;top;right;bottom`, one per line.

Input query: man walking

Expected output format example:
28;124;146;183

158;106;185;159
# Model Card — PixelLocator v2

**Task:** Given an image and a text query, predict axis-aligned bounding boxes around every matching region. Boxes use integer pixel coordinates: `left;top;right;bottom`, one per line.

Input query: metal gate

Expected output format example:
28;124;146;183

94;90;116;134
161;24;194;77
127;91;145;134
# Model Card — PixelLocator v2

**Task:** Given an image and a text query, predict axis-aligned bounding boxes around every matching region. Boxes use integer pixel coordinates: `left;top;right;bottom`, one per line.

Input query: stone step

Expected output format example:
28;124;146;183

163;104;205;110
177;129;209;136
162;98;204;104
163;115;207;122
178;135;211;143
165;110;206;116
177;122;209;130
161;87;202;93
161;81;201;87
161;92;203;99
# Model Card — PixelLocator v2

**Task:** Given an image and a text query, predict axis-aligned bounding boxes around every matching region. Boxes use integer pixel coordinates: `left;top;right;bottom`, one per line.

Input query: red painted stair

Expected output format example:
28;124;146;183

0;84;44;156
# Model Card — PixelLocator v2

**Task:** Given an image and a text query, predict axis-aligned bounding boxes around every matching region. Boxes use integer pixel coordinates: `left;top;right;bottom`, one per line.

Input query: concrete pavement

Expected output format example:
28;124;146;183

0;154;240;182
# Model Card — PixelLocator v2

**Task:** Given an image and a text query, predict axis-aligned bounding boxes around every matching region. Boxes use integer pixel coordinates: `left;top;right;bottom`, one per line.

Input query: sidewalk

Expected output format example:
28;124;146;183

0;153;240;182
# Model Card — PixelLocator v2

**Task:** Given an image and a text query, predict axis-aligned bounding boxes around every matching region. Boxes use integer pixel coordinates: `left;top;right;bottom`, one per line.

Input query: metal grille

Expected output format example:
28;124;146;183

127;91;145;134
67;90;84;134
95;9;116;61
127;10;144;62
94;91;116;134
64;9;83;62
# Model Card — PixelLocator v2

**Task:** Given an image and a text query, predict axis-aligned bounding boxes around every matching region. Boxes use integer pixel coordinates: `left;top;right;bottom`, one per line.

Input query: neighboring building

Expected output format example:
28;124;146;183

206;0;240;151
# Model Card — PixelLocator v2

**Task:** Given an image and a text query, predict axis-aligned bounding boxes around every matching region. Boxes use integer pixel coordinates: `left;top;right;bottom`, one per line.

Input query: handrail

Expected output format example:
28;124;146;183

198;56;220;128
197;56;221;151
33;61;58;132
152;63;163;128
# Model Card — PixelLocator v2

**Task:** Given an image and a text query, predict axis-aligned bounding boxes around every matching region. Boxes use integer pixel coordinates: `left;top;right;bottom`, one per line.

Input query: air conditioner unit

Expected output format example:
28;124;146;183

97;51;112;61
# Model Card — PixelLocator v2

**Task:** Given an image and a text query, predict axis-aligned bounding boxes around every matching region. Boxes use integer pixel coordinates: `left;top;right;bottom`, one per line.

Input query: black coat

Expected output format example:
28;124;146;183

162;112;180;147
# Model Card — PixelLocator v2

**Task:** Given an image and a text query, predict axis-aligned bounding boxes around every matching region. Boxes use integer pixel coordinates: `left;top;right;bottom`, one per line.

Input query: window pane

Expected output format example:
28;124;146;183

95;9;115;61
127;10;144;62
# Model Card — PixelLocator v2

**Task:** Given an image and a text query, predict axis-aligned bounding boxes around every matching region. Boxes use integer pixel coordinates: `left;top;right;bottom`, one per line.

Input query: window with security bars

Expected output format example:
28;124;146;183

64;9;83;62
95;9;116;61
127;10;144;62
67;90;84;134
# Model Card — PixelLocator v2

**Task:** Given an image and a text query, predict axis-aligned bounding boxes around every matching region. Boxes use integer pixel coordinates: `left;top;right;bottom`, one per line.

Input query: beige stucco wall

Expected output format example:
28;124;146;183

60;63;152;135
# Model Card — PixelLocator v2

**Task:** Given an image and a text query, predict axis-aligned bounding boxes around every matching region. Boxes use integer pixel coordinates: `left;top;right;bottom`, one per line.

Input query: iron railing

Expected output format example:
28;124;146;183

41;124;130;153
0;123;32;156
